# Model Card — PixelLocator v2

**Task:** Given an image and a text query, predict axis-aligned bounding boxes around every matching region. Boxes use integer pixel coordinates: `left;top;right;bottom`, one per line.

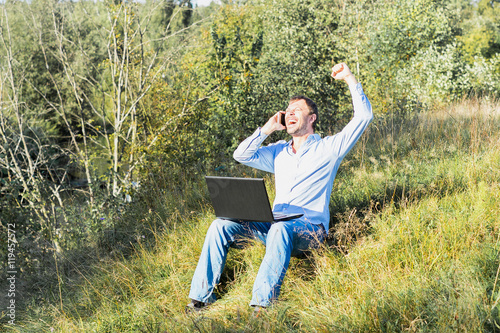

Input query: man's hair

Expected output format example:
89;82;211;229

289;95;319;131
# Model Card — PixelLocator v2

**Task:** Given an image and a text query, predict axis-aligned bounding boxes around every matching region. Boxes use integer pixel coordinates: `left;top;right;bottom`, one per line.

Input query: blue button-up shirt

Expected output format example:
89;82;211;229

233;83;373;232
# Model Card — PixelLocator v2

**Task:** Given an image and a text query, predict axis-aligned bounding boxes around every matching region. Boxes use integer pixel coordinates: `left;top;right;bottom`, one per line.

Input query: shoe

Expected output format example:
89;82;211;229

252;305;266;318
185;299;208;314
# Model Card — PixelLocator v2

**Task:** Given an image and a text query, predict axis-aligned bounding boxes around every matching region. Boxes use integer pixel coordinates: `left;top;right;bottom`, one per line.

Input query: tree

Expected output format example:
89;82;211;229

159;0;347;173
0;0;208;262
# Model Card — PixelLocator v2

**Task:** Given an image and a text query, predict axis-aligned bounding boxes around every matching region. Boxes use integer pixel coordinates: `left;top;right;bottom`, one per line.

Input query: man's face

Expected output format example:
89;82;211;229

285;99;316;136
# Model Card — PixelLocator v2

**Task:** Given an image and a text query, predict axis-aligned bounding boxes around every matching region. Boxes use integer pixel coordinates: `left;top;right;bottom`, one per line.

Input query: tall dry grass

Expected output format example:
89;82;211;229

5;97;500;332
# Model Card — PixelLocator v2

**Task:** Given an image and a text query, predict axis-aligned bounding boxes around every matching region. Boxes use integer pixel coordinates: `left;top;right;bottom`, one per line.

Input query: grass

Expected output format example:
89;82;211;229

3;97;500;332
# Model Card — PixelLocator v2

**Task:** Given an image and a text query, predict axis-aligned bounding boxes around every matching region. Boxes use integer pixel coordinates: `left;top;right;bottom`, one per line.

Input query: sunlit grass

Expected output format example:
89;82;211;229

7;97;500;332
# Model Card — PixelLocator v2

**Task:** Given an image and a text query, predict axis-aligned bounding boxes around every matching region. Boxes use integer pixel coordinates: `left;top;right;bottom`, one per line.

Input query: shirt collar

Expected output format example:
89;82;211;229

286;134;321;152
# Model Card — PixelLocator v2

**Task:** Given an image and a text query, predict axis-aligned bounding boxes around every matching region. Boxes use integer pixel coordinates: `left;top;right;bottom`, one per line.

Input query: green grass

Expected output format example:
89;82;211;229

4;97;500;332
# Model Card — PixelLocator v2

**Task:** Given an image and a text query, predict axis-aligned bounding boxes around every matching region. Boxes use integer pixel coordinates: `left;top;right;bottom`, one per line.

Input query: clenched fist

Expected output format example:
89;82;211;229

331;63;358;85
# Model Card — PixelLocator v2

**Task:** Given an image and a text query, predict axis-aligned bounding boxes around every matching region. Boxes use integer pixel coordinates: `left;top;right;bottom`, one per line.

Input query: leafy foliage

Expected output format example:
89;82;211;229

0;0;500;330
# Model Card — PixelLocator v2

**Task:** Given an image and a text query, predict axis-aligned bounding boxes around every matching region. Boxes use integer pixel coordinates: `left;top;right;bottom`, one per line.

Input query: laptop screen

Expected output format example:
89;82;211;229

205;176;302;222
205;176;275;222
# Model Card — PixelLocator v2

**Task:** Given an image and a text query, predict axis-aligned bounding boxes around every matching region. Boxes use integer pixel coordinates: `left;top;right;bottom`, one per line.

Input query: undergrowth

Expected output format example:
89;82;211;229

3;97;500;332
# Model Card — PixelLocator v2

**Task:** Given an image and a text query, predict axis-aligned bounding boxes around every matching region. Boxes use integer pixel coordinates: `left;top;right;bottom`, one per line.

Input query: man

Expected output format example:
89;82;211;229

186;63;373;313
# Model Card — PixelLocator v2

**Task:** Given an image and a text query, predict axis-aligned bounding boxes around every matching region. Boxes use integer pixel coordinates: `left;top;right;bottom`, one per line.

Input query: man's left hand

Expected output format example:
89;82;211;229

331;63;358;86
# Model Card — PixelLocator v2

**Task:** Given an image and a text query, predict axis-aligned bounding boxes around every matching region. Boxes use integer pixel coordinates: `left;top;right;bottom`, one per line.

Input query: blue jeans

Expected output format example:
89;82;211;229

188;218;326;307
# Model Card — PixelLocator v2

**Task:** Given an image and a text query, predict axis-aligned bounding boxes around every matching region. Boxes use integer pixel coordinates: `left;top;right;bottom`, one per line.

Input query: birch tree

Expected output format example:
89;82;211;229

0;0;210;258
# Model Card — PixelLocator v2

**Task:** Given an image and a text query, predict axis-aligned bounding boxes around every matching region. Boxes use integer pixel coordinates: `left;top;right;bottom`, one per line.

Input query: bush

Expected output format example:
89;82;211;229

396;44;500;107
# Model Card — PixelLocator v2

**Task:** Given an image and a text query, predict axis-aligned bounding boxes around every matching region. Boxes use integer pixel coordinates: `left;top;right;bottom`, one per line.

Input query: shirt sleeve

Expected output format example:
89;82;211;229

327;82;373;158
233;128;278;173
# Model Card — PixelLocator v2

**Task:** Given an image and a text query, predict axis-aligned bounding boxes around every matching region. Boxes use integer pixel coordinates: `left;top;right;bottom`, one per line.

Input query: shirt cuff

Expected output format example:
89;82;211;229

255;127;269;142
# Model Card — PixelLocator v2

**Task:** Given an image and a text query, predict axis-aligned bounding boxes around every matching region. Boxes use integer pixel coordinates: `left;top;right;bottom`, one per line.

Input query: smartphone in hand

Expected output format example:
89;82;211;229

280;112;286;127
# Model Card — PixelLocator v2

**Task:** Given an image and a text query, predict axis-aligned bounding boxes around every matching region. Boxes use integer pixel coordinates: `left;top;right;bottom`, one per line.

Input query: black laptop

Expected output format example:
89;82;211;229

205;176;303;223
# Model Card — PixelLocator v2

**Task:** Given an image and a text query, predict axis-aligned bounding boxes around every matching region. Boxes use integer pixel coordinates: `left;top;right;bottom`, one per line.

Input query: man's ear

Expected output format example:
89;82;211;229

309;114;317;124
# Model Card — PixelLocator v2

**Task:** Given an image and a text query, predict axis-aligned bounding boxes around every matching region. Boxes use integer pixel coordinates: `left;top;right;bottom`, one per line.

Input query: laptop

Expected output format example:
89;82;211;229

205;176;303;223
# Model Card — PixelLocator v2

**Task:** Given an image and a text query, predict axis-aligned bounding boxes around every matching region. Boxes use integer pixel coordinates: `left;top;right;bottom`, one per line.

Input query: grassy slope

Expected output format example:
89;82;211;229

8;98;500;332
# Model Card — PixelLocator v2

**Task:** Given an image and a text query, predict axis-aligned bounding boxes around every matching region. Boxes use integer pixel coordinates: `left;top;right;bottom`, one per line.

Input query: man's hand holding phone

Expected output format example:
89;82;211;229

279;112;286;127
261;111;286;135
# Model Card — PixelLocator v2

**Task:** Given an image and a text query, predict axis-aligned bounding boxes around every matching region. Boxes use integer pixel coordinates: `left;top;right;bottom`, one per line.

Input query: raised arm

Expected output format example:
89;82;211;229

328;63;373;157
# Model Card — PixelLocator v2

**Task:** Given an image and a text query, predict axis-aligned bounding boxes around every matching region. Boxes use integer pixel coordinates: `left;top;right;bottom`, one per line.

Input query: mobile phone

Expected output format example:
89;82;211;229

280;112;286;127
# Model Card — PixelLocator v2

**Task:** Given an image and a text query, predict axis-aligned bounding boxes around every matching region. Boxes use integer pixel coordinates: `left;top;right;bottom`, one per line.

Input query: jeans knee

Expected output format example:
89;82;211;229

207;219;229;237
269;222;291;235
209;218;226;229
267;223;292;245
206;218;243;246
